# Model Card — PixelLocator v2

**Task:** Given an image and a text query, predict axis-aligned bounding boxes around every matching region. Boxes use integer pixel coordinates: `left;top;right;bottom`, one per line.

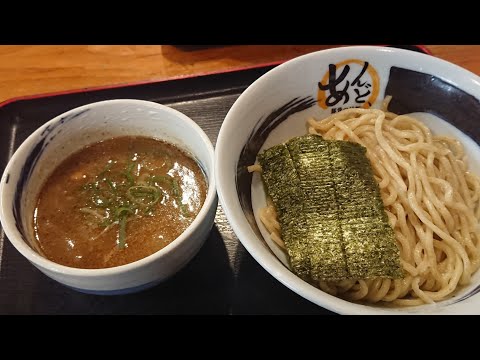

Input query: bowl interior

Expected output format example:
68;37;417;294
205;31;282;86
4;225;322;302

216;46;480;314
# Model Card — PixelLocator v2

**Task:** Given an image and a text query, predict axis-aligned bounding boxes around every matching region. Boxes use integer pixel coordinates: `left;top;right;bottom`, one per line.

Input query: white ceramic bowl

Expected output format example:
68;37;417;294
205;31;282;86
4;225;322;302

0;99;217;295
215;45;480;314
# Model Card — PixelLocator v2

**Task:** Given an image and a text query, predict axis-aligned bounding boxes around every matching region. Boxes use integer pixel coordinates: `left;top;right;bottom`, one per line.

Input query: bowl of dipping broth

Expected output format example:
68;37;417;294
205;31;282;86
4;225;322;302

215;45;480;314
0;99;217;295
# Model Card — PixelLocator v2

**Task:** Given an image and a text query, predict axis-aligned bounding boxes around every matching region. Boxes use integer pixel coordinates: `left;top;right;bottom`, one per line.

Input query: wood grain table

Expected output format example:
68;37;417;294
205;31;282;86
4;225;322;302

0;45;479;104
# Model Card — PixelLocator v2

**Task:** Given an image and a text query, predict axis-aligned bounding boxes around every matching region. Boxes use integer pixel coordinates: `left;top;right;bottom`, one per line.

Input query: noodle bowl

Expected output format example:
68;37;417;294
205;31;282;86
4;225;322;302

251;97;480;306
216;45;480;313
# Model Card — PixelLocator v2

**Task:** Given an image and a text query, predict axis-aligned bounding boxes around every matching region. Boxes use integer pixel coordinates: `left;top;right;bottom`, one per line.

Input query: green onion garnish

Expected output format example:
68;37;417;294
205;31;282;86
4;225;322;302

80;157;188;249
127;185;162;206
118;214;128;249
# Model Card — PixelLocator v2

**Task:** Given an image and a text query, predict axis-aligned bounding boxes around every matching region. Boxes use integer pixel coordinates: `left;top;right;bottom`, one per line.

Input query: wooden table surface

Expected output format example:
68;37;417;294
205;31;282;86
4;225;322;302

0;45;479;104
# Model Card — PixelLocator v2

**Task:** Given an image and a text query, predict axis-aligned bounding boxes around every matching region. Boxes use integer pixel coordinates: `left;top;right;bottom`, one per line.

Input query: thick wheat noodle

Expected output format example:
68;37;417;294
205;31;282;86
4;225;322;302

250;99;480;305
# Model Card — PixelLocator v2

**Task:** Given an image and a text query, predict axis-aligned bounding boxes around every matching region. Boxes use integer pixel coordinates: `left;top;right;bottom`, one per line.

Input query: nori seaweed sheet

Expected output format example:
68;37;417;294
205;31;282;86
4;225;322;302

257;134;402;281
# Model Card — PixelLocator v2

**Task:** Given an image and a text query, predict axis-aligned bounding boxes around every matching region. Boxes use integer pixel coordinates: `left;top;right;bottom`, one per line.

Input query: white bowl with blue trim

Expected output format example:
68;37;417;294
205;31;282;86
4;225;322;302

215;45;480;314
0;99;217;295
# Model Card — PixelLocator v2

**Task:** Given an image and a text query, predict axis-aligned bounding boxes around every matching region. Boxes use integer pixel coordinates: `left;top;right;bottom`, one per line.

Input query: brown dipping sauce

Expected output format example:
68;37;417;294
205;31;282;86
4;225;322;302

33;136;207;269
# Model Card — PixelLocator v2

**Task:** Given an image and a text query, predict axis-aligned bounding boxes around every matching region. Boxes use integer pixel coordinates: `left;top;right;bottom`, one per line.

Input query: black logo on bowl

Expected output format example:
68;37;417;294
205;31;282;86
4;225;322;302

317;59;380;114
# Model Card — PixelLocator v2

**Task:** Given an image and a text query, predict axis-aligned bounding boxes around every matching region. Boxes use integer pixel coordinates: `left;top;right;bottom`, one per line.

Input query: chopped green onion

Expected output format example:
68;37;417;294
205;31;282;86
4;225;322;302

97;162;113;179
179;203;191;217
123;163;135;186
80;156;194;250
115;206;134;218
149;175;172;188
118;214;127;249
105;180;117;194
171;178;181;197
169;178;190;216
127;185;162;206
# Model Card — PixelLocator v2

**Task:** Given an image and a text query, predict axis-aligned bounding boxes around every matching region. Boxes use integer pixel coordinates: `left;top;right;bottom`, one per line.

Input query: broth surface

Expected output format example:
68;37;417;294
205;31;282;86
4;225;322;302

33;136;207;269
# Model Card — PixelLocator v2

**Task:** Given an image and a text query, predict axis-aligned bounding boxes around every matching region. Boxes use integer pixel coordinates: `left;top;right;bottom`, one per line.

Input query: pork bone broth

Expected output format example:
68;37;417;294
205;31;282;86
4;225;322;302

33;136;207;269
